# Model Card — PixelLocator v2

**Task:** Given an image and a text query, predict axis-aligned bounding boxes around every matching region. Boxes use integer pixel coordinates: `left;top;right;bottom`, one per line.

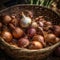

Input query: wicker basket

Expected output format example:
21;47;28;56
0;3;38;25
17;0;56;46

0;4;60;60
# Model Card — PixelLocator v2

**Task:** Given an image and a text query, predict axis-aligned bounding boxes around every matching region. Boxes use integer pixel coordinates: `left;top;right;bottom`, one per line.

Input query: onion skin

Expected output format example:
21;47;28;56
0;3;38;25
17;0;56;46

18;38;30;48
29;41;43;49
44;21;52;26
28;28;36;37
26;10;33;18
53;25;60;37
2;15;12;23
1;31;13;42
9;23;24;38
31;22;38;28
45;34;56;44
39;22;44;27
55;37;60;43
12;27;24;38
11;15;18;26
33;35;46;46
20;12;32;28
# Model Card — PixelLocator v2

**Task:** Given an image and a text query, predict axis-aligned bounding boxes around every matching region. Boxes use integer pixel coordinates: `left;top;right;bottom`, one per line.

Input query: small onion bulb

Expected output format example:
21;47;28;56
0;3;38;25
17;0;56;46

18;38;30;48
31;21;38;28
20;12;32;28
29;41;43;49
1;31;13;42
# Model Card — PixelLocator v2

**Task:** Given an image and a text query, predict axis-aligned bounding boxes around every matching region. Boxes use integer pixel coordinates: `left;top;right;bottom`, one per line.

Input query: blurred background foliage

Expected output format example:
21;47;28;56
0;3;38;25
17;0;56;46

0;0;60;13
0;0;60;9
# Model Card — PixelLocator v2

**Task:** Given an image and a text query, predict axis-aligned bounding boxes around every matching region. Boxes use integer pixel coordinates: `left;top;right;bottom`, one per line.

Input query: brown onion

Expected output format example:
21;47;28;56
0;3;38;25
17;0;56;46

18;38;30;48
1;31;13;42
44;21;52;26
9;23;24;38
20;12;32;28
2;15;12;23
33;35;46;46
29;41;43;49
55;37;60;43
45;34;56;44
53;25;60;37
11;15;18;26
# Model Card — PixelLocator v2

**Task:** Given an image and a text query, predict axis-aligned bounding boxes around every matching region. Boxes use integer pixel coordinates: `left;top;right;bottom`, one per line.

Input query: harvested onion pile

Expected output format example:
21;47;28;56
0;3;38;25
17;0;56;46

0;10;60;50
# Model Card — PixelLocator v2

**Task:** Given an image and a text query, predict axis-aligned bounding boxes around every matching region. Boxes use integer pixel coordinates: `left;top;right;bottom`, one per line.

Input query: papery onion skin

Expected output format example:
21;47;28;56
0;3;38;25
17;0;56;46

9;23;24;38
1;31;13;42
20;12;32;28
33;35;46;46
28;28;36;37
29;41;43;49
18;38;30;48
12;27;24;38
3;15;12;23
45;34;56;44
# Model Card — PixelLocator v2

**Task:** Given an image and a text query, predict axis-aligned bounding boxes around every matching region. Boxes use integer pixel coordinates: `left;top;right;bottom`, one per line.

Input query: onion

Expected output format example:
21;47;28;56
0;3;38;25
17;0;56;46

9;23;24;38
45;34;56;44
55;37;60;43
28;28;36;37
37;27;44;36
31;21;38;28
2;15;12;23
18;38;30;48
44;21;52;26
1;31;13;42
33;35;46;46
53;25;60;37
11;15;18;26
29;41;43;49
20;12;32;28
39;21;44;27
26;10;33;18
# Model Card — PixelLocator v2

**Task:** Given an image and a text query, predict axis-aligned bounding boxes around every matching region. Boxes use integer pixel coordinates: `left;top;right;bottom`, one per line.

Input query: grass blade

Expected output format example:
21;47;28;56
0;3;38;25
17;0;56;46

36;0;40;5
48;0;54;8
30;0;33;5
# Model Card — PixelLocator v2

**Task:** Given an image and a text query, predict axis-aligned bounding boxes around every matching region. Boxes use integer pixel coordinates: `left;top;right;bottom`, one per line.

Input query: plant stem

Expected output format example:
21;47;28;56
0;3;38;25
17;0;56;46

40;0;45;6
48;0;54;8
45;0;50;7
36;0;40;5
30;0;33;5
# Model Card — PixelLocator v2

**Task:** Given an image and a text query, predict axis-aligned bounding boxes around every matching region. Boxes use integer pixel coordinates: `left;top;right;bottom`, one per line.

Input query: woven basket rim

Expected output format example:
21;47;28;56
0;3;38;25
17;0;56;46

0;37;60;53
0;4;59;15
